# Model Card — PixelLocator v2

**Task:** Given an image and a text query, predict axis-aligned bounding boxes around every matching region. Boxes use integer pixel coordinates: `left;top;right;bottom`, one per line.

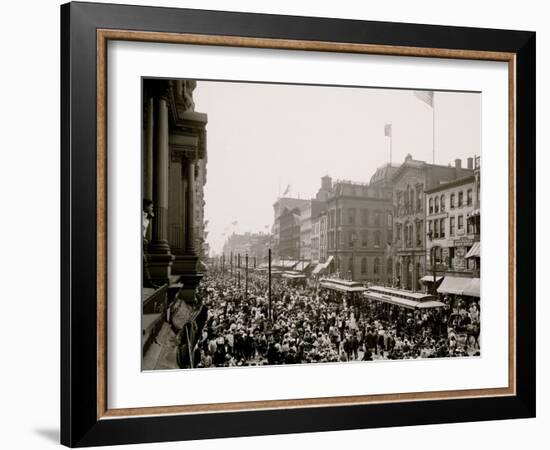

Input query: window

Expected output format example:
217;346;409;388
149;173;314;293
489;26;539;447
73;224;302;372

416;186;423;212
387;258;393;278
336;208;341;226
429;197;433;214
467;218;474;234
361;257;367;274
440;218;445;238
450;217;455;236
467;189;473;206
435;196;440;213
387;228;393;245
374;210;381;227
458;191;463;207
361;230;368;247
450;193;455;209
416;221;422;246
440;195;445;212
361;209;368;225
428;220;433;237
458;215;464;230
387;211;392;227
434;219;439;238
348;230;357;248
374;230;381;247
373;257;380;275
348;257;354;274
348;208;356;225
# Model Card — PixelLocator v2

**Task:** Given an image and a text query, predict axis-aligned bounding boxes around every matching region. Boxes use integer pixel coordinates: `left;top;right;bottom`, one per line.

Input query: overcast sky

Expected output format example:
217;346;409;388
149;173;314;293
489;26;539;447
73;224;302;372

193;81;480;255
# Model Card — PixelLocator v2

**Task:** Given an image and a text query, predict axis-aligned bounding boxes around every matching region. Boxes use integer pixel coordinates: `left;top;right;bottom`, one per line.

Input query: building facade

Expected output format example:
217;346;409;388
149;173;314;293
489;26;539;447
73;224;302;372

143;79;208;303
391;154;474;291
299;199;326;261
325;180;393;283
424;157;480;279
278;207;302;260
272;197;309;259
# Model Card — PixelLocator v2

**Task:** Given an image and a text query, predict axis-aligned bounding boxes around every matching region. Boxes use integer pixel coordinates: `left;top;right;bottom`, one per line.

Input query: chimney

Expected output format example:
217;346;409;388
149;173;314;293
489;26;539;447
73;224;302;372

455;158;462;178
467;157;473;169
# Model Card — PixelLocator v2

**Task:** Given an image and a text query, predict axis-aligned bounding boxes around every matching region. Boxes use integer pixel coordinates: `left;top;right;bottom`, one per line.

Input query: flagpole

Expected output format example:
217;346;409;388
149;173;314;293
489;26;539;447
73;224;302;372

390;127;393;165
432;94;436;164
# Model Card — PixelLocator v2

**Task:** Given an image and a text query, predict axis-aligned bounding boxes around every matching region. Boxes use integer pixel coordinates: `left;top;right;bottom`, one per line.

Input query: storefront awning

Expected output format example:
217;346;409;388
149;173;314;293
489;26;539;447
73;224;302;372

420;275;443;283
312;256;333;275
463;278;480;297
294;261;311;272
465;242;480;259
438;276;478;296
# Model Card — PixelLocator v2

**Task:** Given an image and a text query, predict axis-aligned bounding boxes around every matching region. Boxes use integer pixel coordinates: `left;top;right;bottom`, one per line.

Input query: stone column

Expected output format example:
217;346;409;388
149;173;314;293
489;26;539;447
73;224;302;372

185;158;196;254
147;95;174;284
175;156;202;303
143;96;154;204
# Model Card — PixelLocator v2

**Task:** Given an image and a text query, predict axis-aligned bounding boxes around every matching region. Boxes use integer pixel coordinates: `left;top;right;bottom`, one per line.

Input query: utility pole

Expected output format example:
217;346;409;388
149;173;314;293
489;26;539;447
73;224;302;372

245;253;249;300
268;248;272;321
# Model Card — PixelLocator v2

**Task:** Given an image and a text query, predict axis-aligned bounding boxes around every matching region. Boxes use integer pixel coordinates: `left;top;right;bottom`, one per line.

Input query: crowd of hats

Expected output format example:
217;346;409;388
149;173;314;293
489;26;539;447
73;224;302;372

193;273;481;368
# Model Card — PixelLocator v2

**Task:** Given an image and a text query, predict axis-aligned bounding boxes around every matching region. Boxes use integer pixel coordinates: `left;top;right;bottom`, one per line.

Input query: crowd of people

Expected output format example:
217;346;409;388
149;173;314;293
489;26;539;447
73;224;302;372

188;271;481;369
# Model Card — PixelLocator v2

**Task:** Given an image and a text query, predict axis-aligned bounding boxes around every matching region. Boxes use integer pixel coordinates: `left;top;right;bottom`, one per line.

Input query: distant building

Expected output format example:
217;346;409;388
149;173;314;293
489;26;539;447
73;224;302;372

272;197;309;259
279;207;302;260
391;154;475;291
325;179;394;283
299;199;326;261
424;156;480;279
222;232;272;265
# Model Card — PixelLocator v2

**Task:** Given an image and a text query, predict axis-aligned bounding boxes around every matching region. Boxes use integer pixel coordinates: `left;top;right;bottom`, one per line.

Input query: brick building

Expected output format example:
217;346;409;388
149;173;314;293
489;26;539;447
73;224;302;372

391;154;474;291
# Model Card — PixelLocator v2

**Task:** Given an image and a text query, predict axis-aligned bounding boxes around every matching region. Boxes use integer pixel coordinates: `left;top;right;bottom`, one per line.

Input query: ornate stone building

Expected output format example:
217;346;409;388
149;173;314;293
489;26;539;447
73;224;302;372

325;180;393;283
391;154;474;291
424;156;480;280
142;78;208;302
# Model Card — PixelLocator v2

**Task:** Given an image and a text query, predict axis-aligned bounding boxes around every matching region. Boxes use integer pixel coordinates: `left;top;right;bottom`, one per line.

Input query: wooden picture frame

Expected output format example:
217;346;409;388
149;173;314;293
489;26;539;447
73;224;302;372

61;1;535;447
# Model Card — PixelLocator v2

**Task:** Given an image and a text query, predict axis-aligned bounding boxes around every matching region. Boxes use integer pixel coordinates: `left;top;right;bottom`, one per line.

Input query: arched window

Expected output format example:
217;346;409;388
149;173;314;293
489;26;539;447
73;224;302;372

374;257;380;275
435;196;440;213
429;197;434;214
374;230;381;246
348;257;354;273
440;194;445;211
361;257;367;274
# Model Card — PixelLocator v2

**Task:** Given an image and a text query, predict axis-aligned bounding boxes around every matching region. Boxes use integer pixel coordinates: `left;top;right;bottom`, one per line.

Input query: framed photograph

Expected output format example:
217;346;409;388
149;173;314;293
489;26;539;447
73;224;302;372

61;1;536;447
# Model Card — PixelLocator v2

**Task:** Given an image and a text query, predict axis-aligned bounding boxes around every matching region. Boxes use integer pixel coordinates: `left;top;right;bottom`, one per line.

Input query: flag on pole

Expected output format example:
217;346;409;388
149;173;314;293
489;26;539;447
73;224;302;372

283;184;290;196
413;90;434;107
384;123;392;137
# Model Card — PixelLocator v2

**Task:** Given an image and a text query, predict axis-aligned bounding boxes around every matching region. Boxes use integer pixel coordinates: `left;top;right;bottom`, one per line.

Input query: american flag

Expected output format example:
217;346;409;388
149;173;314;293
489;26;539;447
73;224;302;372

413;90;434;107
384;123;392;137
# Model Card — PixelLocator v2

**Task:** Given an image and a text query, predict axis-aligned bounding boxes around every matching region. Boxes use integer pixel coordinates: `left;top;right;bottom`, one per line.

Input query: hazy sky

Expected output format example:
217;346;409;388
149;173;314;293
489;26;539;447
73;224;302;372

193;81;480;255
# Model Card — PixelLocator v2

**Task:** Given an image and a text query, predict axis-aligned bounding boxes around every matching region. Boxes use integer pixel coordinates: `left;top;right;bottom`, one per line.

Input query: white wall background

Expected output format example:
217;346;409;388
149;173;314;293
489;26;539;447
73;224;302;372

0;1;546;449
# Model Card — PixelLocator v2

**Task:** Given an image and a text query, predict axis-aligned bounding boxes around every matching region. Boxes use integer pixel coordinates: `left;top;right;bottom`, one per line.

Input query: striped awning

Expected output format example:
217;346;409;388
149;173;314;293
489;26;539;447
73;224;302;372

465;242;480;259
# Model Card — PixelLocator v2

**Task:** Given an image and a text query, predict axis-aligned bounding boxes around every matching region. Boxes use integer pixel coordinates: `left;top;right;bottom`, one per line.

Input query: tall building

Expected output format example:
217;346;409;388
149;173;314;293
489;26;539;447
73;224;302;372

424;156;480;279
272;197;309;259
279;207;302;260
142;78;208;302
325;180;394;283
299;199;326;261
391;154;474;291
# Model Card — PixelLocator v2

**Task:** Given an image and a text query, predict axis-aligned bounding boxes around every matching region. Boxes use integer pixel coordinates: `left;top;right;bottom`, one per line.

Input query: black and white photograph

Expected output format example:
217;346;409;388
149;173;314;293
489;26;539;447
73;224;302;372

142;78;482;371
